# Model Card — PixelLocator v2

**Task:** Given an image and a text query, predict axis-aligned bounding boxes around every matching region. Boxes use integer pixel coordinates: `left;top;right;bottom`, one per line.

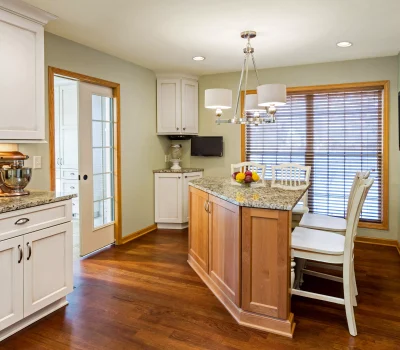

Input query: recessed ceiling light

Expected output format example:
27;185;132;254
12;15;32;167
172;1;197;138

336;41;353;48
193;56;205;61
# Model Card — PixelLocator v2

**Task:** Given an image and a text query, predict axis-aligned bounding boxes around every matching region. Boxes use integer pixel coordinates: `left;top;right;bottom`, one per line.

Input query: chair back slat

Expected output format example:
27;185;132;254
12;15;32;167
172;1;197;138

346;171;370;219
271;163;311;190
344;177;374;261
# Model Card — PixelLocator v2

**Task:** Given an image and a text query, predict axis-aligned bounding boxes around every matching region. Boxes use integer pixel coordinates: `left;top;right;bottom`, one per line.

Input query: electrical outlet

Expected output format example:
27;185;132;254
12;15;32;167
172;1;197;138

165;155;170;162
33;156;41;169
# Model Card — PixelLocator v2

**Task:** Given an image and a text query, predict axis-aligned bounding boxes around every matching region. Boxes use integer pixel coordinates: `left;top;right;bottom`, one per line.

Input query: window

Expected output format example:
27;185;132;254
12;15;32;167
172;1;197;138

242;82;388;229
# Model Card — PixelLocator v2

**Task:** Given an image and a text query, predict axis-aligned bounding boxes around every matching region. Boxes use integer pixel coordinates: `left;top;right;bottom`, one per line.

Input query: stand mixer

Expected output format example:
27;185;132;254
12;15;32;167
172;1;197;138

0;151;32;197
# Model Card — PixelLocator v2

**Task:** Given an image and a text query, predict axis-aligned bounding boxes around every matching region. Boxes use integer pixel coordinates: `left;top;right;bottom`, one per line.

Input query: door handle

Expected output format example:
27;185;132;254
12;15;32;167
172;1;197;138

18;245;23;263
83;175;88;180
207;201;211;213
26;242;32;261
204;201;208;212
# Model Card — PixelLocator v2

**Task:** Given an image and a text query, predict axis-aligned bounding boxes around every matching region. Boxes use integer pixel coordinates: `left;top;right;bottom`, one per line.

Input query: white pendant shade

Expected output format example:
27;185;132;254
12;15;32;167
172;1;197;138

257;84;287;106
205;89;232;109
244;94;264;112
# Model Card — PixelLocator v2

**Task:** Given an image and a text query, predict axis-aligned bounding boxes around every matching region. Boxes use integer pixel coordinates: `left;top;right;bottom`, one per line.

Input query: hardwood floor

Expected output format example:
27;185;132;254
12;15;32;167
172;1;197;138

1;229;400;349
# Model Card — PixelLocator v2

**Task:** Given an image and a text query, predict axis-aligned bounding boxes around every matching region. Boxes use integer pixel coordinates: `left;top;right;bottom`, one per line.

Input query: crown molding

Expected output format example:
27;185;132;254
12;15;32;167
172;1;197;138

0;0;57;26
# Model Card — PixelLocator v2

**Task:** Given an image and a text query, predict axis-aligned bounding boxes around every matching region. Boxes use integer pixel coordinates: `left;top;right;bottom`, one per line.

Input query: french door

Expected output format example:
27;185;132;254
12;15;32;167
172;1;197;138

78;82;115;255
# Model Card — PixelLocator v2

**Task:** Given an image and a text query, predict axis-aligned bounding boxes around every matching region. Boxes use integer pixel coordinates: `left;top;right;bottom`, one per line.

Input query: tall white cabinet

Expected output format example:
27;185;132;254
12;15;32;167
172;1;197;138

0;0;56;142
54;81;79;217
154;170;203;229
157;75;199;135
0;199;73;341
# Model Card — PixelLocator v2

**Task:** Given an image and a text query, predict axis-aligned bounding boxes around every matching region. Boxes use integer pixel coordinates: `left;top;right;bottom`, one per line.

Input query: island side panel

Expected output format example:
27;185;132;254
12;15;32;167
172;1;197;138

242;207;291;320
188;186;209;273
208;194;241;307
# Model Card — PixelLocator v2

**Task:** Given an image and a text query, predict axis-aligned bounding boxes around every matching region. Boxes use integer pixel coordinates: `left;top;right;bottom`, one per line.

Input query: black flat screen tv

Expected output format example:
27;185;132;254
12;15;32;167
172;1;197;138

191;136;223;157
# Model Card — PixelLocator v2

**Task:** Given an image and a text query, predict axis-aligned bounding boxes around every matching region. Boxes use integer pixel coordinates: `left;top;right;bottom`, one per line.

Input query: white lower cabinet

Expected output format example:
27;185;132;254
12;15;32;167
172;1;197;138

155;171;203;229
0;200;73;341
0;236;24;331
23;223;73;317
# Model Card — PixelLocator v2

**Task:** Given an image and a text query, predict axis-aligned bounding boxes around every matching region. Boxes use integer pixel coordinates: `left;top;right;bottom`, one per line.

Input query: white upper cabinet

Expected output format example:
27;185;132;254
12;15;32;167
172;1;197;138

0;0;56;142
157;75;198;135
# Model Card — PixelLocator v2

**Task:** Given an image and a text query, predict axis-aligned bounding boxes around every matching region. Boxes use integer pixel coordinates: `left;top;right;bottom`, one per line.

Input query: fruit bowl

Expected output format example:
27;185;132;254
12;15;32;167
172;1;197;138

231;170;264;188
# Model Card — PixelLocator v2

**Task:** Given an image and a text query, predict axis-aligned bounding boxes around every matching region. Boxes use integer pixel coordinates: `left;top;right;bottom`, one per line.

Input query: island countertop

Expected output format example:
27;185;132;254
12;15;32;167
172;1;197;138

189;177;308;210
0;190;77;214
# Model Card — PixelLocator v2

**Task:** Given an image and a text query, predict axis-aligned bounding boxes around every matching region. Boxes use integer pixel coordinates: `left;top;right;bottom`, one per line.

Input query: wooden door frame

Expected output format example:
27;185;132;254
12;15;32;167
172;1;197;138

48;66;122;245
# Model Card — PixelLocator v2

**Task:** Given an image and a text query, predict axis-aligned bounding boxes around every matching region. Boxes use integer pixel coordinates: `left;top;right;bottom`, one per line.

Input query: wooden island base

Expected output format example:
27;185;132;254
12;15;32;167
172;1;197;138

188;256;295;337
188;186;297;338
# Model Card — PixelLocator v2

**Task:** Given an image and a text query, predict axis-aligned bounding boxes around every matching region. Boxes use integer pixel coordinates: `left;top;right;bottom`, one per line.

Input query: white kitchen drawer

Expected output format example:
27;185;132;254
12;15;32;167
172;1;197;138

62;180;78;194
0;201;72;242
61;169;79;180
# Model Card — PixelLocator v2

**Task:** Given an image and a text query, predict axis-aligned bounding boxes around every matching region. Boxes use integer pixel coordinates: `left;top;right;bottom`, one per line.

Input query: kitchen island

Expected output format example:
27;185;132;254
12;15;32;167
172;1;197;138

188;177;309;338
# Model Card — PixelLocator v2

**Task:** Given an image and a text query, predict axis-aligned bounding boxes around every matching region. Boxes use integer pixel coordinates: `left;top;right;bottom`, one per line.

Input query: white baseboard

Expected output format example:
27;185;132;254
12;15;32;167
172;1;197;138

157;223;188;230
0;297;68;342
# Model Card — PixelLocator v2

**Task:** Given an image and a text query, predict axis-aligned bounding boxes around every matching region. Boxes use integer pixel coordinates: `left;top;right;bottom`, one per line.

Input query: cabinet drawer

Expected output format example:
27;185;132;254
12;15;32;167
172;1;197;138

0;201;72;242
61;169;79;180
62;180;78;193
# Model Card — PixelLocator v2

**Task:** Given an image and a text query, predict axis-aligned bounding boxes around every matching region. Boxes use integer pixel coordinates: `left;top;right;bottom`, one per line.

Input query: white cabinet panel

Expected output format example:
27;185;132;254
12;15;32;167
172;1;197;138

155;173;183;223
181;80;198;134
183;172;203;221
0;9;45;140
157;79;181;134
23;222;73;317
0;236;23;332
157;76;198;135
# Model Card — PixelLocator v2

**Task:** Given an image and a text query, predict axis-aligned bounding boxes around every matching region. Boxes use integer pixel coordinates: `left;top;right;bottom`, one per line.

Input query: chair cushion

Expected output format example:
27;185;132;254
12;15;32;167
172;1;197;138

292;227;345;255
299;213;347;233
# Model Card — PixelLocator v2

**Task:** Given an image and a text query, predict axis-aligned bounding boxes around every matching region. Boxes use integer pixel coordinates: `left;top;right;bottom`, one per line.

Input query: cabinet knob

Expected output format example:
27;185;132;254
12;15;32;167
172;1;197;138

176;127;179;130
183;127;186;131
70;186;75;189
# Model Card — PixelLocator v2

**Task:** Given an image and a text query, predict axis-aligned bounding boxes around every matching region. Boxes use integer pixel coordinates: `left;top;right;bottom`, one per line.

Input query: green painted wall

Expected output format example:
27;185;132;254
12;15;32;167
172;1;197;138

20;33;169;238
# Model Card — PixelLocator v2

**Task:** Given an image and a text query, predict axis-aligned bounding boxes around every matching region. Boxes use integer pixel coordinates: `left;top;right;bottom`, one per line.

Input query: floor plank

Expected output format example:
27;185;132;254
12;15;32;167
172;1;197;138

1;229;400;349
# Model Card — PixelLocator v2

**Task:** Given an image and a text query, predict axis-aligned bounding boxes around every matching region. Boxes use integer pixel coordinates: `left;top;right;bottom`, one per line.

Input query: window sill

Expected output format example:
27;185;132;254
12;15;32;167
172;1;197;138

359;221;388;230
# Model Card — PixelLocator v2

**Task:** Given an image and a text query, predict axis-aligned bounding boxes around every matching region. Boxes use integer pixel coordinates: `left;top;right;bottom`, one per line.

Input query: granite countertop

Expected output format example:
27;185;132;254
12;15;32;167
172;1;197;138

189;177;309;210
153;168;204;173
0;190;77;214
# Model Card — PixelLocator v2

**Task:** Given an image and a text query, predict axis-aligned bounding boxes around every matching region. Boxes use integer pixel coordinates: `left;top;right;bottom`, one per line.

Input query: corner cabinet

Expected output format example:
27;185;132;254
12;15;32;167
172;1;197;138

156;76;198;135
154;171;203;229
0;0;56;142
0;200;73;342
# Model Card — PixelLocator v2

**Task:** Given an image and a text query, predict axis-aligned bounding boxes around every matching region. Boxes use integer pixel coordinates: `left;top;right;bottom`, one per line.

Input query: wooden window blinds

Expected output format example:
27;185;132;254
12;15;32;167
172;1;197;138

243;83;387;224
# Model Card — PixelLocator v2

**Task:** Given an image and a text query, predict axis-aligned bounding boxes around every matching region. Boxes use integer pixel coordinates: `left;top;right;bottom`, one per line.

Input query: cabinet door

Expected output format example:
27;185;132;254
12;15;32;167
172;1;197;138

157;79;181;134
60;128;79;170
0;236;23;331
23;222;73;317
0;11;44;140
209;195;241;306
182;172;203;222
181;79;198;134
60;85;78;127
242;208;291;319
155;174;183;223
188;187;209;272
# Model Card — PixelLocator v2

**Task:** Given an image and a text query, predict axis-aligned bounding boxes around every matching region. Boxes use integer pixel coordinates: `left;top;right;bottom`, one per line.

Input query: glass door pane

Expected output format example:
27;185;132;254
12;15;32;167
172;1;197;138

92;95;114;229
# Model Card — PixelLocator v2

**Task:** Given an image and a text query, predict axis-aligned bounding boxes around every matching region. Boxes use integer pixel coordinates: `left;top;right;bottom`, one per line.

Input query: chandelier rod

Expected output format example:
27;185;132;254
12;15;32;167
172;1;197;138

233;55;248;120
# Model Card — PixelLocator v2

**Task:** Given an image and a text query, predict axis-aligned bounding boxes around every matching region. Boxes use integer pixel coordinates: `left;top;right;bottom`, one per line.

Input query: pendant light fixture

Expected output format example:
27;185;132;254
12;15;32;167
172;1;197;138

205;31;286;125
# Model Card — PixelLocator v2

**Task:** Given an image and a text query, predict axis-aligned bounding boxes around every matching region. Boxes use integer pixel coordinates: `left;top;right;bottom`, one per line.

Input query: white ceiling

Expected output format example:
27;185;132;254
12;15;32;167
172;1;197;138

24;0;400;76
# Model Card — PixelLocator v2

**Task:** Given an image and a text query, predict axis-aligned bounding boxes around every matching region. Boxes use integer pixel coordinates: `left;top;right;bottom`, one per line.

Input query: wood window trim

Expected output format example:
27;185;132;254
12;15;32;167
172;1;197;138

240;81;389;230
48;66;123;244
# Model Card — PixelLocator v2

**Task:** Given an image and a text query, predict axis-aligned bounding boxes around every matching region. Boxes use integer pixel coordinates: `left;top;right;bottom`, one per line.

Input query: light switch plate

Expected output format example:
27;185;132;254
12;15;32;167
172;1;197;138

33;156;41;169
